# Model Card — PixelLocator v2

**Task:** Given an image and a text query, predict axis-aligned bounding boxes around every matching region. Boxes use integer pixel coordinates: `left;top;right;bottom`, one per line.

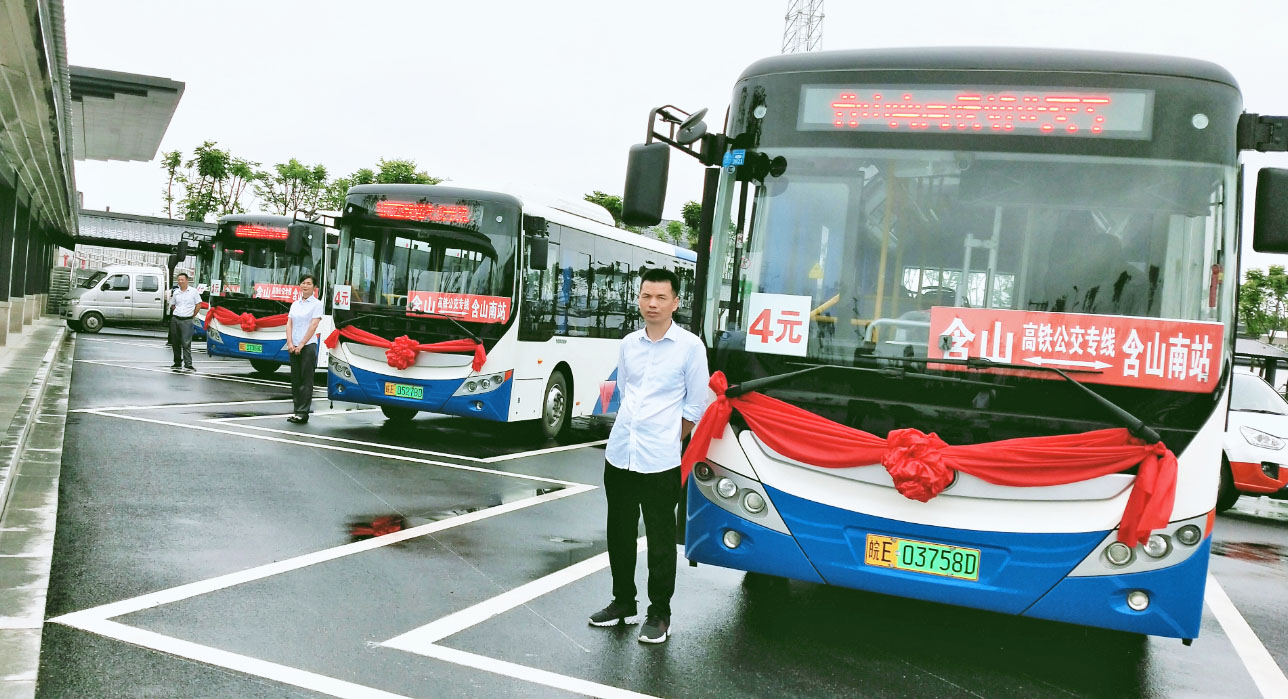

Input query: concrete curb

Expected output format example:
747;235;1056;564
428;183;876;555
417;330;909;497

0;326;67;517
0;328;74;698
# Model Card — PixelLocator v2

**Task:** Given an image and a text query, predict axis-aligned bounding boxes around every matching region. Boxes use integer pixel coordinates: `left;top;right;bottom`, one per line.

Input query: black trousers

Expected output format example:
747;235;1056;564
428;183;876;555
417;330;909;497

289;343;318;417
604;460;680;618
170;315;194;367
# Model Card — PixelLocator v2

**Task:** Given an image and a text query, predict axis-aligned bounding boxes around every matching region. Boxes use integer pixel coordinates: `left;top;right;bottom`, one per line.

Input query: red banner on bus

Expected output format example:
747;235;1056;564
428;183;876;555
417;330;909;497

407;291;511;324
253;283;302;302
926;307;1222;393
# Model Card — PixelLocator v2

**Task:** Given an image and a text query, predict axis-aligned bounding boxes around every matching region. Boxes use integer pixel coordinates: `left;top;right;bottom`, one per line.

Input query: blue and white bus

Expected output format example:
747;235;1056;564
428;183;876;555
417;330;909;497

623;47;1288;641
206;214;333;374
326;184;696;438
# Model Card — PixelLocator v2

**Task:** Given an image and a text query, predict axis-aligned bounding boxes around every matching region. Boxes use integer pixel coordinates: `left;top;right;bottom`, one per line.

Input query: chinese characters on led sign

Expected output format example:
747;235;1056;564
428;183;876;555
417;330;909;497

799;86;1154;139
375;201;476;224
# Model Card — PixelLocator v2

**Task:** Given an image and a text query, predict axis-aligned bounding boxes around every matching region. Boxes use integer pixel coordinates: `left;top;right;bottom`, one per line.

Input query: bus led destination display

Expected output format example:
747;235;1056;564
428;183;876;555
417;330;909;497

799;85;1154;138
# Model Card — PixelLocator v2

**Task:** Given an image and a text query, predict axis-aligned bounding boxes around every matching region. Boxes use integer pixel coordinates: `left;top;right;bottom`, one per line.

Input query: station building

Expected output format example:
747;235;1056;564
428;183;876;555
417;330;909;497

1;0;184;345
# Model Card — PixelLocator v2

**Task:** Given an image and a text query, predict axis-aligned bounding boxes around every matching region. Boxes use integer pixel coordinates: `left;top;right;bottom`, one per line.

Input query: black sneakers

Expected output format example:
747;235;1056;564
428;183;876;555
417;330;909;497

587;601;637;627
637;615;670;644
286;415;308;424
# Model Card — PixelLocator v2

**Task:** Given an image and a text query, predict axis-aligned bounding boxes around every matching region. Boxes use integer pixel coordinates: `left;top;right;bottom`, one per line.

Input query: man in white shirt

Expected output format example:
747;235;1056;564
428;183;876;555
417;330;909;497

588;268;709;644
284;274;324;424
169;273;203;371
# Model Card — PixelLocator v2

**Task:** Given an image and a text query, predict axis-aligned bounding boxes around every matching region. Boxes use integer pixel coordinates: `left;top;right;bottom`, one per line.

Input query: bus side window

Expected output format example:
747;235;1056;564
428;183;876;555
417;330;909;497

520;235;560;342
560;227;593;338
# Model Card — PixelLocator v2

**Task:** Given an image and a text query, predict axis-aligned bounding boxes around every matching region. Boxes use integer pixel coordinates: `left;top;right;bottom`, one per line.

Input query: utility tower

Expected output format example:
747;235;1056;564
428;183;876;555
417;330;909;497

782;0;824;54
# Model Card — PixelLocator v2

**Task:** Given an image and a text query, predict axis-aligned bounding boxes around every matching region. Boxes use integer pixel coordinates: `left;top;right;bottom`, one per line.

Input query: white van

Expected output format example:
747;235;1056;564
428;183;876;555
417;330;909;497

64;265;168;333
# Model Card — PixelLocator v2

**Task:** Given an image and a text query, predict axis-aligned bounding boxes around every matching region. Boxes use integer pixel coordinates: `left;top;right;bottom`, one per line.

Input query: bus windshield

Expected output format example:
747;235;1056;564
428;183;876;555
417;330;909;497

217;241;318;298
342;220;517;311
728;148;1233;365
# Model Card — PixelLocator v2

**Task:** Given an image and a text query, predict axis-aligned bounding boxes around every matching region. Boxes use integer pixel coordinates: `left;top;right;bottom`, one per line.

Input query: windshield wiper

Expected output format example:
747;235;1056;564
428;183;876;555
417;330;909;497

727;355;1162;444
1235;408;1285;415
337;311;481;344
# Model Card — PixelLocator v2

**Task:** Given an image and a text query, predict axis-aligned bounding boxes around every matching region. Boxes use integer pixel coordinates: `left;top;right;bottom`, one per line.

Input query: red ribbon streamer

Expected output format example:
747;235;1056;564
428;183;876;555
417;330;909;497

204;305;288;333
324;326;485;372
682;371;1177;546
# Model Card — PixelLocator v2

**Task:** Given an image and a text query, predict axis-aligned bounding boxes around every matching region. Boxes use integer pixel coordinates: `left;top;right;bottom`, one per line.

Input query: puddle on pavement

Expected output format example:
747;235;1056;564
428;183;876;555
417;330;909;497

1210;541;1288;565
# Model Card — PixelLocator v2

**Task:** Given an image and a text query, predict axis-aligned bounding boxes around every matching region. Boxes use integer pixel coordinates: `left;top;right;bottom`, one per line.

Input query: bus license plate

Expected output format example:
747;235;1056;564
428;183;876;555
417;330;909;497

238;342;263;353
864;534;980;581
385;382;423;400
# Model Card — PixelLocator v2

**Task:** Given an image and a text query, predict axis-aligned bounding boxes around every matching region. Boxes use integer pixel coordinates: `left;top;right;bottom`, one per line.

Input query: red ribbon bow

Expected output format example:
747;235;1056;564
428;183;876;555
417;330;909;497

204;305;288;332
324;326;486;372
681;371;1178;546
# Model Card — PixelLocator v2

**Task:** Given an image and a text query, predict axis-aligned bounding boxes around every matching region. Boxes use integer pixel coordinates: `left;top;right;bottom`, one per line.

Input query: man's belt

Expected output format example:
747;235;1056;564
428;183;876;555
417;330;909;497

173;314;194;319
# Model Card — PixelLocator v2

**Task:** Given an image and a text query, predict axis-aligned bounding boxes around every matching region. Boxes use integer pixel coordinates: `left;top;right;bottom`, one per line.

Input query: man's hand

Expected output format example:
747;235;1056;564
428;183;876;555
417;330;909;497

681;418;695;441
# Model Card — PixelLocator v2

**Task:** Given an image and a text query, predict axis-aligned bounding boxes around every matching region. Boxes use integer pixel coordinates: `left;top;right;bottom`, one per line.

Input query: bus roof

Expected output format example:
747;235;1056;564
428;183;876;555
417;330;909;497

216;213;297;228
345;183;696;264
738;47;1239;90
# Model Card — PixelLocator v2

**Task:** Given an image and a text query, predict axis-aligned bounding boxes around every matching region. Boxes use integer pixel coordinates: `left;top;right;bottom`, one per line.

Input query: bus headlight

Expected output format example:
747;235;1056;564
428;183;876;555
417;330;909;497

694;462;715;481
1143;534;1171;559
743;491;766;514
1175;525;1202;546
329;355;356;383
1126;590;1150;611
453;370;512;397
1104;542;1134;566
715;478;738;499
1239;426;1285;450
207;326;222;343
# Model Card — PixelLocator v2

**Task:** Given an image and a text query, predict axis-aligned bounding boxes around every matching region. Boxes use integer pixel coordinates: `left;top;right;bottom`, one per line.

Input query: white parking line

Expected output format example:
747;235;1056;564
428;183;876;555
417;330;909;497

482;439;609;463
382;541;661;699
412;644;657;699
1206;575;1288;698
57;618;412;699
51;485;593;626
71;398;294;413
384;541;646;648
74;359;293;389
78;409;588;488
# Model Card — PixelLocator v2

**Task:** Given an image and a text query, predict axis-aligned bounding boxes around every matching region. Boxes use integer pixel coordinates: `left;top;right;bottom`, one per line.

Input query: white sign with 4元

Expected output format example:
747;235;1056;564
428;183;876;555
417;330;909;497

745;292;812;357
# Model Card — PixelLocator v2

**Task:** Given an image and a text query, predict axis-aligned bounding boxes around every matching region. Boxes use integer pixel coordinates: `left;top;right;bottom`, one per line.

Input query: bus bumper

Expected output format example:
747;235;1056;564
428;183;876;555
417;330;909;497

329;361;512;422
688;480;1207;638
206;330;288;364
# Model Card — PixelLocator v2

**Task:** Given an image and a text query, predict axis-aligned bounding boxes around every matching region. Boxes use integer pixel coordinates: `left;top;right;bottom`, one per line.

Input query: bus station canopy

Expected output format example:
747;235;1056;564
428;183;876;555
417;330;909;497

70;66;184;162
77;210;215;254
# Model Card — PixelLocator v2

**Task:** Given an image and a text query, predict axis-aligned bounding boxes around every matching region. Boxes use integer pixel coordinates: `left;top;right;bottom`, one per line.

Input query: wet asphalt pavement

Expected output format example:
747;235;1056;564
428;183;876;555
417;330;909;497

34;328;1288;698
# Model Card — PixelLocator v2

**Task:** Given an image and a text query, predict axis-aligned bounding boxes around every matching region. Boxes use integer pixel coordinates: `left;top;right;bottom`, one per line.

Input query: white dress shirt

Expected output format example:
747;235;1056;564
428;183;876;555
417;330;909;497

605;321;710;473
170;287;202;318
288;295;324;346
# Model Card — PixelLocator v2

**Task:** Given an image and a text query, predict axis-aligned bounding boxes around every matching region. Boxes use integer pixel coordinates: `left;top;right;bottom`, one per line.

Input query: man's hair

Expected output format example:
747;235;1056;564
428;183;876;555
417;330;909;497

639;267;680;296
176;272;189;281
298;273;316;285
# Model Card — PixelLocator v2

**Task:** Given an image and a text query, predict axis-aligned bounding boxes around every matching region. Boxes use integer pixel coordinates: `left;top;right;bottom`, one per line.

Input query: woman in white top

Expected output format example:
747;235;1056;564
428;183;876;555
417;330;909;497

284;274;324;424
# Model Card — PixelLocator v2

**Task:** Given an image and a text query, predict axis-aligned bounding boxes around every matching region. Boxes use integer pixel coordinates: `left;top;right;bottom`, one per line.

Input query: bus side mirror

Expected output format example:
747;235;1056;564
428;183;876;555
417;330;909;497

176;241;189;261
622;142;670;227
1254;168;1288;253
527;236;549;270
285;224;307;256
523;214;547;236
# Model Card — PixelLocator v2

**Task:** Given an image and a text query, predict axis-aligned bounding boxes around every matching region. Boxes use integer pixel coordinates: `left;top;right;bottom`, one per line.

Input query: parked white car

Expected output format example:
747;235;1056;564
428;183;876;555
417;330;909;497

1219;372;1288;510
64;265;167;333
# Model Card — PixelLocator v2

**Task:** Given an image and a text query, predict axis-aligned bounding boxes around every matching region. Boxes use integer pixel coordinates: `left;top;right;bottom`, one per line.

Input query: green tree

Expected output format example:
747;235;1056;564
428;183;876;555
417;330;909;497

681;200;702;232
160;150;183;218
669;223;690;248
167;141;257;221
1241;266;1288;342
320;162;439;211
254;158;330;216
584;191;624;227
375;158;440;185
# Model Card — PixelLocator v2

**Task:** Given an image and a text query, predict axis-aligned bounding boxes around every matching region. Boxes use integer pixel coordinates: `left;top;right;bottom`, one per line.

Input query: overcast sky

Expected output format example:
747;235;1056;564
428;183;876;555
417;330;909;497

66;0;1288;271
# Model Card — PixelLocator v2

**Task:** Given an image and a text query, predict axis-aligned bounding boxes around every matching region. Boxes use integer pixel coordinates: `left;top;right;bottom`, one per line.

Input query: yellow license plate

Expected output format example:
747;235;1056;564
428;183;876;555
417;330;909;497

238;342;263;353
864;534;980;581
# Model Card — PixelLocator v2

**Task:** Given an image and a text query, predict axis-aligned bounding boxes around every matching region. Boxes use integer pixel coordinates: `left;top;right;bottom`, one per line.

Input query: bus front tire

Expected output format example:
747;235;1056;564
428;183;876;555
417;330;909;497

381;405;417;423
1216;456;1240;513
249;359;280;375
79;312;103;333
536;371;571;441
